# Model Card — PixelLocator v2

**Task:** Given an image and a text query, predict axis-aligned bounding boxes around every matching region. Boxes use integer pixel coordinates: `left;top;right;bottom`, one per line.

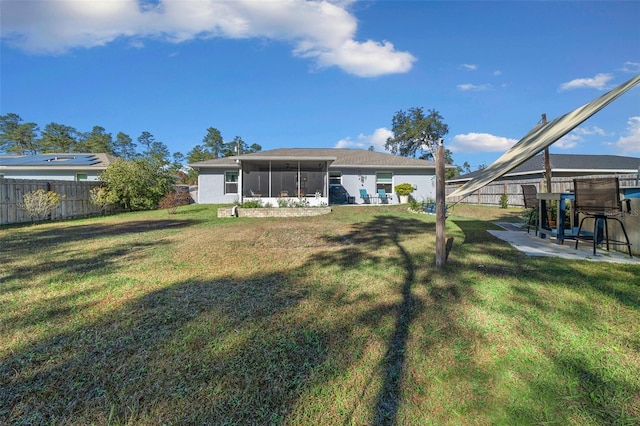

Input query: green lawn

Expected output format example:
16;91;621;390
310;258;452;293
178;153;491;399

1;204;638;425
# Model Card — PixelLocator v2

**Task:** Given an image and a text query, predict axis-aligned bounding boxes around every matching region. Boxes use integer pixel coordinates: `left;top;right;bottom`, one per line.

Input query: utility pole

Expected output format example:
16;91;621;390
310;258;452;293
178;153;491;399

435;138;446;267
542;114;552;192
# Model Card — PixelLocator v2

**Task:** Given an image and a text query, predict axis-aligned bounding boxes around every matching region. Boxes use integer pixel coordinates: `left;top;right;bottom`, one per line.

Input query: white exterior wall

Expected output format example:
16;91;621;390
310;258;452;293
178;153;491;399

0;169;103;181
340;169;436;204
198;169;239;204
197;166;437;205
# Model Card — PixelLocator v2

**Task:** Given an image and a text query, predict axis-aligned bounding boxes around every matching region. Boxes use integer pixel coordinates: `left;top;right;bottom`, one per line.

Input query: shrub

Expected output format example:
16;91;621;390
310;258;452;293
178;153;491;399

99;158;174;211
158;190;190;214
89;186;111;214
394;183;414;196
242;200;263;208
499;192;509;209
19;189;64;222
408;198;424;212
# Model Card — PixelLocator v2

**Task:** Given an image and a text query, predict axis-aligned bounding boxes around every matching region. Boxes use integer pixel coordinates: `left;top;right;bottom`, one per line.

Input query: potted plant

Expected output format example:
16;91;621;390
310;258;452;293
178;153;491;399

394;183;414;204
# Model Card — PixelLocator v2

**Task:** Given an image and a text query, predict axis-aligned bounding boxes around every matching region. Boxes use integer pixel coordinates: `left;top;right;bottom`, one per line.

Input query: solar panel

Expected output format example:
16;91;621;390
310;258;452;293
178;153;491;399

0;154;103;166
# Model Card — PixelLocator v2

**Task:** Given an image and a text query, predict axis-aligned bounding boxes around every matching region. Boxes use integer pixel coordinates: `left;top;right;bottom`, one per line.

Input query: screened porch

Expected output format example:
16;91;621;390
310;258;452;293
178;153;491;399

241;160;328;199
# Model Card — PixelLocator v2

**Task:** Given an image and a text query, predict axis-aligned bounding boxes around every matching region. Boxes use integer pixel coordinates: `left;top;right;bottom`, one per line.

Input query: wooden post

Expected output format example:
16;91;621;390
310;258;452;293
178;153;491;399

436;138;446;266
542;113;552;192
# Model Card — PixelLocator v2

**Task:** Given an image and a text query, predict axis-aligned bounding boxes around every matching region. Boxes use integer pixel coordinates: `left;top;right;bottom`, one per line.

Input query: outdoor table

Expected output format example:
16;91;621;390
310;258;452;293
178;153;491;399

536;192;576;244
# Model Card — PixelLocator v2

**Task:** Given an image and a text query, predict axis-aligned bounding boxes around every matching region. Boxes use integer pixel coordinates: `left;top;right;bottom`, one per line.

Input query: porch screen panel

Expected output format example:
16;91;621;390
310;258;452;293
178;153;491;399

242;163;268;197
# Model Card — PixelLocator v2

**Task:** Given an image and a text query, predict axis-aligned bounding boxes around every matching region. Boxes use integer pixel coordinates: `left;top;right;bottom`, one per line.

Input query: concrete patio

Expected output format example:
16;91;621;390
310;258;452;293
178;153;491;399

489;222;640;265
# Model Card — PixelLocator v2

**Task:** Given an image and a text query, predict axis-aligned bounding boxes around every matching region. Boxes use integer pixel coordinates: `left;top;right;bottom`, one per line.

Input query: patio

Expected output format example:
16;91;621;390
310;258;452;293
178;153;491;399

489;222;640;265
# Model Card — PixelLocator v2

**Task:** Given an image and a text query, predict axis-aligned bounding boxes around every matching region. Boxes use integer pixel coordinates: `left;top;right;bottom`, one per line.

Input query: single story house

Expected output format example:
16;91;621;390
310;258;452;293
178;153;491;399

0;153;116;181
190;148;452;205
448;153;640;185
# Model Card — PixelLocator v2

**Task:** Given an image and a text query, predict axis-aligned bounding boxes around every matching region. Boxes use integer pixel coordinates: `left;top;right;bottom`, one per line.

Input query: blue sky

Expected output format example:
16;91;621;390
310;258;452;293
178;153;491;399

1;0;639;169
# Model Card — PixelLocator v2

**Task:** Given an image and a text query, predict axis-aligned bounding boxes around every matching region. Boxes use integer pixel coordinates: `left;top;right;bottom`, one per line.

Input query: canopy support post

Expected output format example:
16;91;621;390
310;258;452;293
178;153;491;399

436;138;446;267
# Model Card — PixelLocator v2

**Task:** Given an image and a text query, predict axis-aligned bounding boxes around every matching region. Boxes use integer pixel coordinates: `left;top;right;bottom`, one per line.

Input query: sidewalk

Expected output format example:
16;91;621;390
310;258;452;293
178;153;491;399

488;222;640;265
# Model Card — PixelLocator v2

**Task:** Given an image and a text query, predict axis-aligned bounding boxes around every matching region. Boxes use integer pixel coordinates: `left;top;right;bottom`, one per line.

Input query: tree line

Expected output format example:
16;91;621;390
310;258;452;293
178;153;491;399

0;113;262;169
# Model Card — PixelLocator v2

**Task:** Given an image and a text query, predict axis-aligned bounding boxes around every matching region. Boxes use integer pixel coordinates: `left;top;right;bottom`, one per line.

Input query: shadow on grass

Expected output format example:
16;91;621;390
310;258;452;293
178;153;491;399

2;212;638;424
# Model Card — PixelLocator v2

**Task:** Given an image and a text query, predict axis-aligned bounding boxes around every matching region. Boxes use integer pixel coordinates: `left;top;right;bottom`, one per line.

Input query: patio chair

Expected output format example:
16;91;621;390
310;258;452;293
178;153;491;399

573;177;632;258
359;189;371;204
521;184;538;235
377;189;390;203
250;189;261;197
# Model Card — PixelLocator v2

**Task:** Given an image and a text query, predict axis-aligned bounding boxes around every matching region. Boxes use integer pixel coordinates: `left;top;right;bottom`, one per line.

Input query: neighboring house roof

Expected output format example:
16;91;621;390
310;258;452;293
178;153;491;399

0;153;117;170
448;154;640;183
190;148;449;170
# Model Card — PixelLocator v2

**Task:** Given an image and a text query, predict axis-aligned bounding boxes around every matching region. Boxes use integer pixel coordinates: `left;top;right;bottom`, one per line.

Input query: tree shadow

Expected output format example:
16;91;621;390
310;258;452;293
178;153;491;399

3;212;638;424
319;215;432;424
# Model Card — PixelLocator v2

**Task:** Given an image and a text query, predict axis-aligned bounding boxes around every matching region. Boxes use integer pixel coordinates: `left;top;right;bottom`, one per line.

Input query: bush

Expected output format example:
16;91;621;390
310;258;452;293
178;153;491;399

394;183;414;196
19;189;64;222
89;186;111;214
408;198;424;212
499;192;509;209
158;190;190;214
99;159;174;211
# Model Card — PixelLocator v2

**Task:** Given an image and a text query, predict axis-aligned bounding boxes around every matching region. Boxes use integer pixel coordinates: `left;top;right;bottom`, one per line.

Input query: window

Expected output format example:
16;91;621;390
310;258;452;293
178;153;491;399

76;173;88;181
329;171;342;185
225;171;239;194
376;172;393;193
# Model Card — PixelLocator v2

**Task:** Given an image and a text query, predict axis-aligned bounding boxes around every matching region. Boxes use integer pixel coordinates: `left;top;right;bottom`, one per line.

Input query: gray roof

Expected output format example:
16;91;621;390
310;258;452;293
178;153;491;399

0;153;116;168
448;154;640;183
190;148;442;169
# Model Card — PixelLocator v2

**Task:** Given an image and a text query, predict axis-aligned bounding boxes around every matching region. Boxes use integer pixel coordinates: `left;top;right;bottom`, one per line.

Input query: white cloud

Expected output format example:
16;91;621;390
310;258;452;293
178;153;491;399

609;116;640;154
620;61;640;73
460;64;477;71
334;127;393;151
449;133;518;153
457;83;492;91
492;70;502;76
558;73;613;91
557;126;609;149
0;0;415;77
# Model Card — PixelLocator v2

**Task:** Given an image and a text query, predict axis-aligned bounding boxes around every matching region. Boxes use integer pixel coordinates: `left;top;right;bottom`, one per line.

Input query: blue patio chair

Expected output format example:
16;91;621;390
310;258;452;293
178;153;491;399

359;189;370;204
377;189;390;203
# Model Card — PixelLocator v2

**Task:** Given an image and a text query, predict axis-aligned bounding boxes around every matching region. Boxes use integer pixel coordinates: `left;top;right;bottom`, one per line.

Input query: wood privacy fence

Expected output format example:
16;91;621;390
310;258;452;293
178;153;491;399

446;174;639;207
0;179;111;225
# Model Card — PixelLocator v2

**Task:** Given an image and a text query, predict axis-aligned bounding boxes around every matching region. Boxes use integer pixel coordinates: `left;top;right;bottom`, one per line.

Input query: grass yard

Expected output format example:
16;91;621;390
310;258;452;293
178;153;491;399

1;204;639;425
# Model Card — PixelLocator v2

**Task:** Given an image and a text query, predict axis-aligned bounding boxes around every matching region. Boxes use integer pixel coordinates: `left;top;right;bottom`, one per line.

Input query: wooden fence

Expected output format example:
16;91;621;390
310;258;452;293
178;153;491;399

0;179;111;225
446;174;639;207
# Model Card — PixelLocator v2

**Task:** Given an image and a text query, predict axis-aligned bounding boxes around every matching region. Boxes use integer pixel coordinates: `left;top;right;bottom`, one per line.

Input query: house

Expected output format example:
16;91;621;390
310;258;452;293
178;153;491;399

446;153;640;206
190;148;451;205
0;153;116;181
448;153;640;185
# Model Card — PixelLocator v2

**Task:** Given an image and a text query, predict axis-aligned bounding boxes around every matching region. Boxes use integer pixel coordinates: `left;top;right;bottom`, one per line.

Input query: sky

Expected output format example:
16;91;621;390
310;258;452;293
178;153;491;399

1;0;639;170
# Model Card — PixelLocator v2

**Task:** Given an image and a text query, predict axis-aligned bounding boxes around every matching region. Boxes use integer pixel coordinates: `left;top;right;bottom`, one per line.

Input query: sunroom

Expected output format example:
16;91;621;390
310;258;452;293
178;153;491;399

238;158;332;206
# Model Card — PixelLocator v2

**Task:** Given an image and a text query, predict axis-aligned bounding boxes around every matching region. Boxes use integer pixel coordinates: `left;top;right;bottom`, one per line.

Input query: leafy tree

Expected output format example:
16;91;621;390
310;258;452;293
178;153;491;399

39;123;78;153
0;113;40;154
99;158;174;211
19;189;64;221
79;126;114;154
385;107;449;160
113;132;137;159
462;161;471;174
